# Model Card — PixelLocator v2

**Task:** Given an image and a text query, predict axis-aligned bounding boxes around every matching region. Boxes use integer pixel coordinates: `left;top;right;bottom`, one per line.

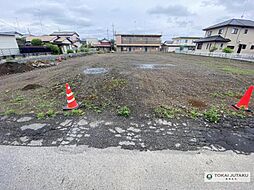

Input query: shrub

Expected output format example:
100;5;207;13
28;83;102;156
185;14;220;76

117;106;130;117
45;43;60;55
222;47;233;53
31;38;43;46
67;49;74;54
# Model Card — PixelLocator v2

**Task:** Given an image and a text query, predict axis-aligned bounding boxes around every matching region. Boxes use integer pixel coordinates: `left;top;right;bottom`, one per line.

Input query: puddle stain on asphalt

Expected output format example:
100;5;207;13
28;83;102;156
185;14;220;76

137;64;176;69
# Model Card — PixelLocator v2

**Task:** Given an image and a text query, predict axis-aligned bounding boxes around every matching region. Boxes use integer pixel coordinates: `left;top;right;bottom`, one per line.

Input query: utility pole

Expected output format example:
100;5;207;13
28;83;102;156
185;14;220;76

112;24;115;40
107;28;109;40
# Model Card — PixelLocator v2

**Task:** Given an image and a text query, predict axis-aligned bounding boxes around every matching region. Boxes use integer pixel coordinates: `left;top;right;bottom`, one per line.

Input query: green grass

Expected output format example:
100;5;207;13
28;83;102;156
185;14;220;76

222;66;254;75
64;109;85;116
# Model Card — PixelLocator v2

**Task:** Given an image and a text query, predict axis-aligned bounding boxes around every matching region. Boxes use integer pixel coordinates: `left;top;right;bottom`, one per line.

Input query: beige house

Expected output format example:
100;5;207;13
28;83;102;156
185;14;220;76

162;37;201;52
195;19;254;54
115;34;161;52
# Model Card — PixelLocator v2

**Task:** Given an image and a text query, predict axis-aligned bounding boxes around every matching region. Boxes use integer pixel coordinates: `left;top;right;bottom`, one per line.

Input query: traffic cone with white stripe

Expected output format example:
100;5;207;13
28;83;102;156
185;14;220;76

63;83;79;110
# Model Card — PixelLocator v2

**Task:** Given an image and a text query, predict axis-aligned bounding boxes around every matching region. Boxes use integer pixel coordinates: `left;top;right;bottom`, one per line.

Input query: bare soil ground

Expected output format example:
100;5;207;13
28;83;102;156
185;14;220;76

0;53;254;119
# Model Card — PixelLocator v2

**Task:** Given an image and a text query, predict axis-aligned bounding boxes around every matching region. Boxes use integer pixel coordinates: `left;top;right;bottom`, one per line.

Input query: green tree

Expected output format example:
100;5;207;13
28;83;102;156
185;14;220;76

31;38;43;46
45;43;60;55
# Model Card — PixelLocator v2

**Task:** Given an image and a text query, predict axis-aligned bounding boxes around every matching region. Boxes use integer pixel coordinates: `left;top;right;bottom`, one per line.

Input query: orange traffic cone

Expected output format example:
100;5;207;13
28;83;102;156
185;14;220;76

232;86;254;112
63;83;79;110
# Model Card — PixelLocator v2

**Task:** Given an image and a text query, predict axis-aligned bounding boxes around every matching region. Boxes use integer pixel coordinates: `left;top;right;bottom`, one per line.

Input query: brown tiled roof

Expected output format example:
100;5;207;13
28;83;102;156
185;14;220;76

26;35;57;42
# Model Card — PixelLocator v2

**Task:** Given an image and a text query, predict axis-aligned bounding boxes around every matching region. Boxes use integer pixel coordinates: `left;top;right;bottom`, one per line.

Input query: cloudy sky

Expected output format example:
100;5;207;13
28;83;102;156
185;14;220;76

0;0;253;40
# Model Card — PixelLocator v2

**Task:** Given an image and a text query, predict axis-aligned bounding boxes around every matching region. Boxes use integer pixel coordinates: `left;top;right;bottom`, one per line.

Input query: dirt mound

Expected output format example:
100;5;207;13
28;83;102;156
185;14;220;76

0;62;34;76
188;99;207;108
21;84;43;91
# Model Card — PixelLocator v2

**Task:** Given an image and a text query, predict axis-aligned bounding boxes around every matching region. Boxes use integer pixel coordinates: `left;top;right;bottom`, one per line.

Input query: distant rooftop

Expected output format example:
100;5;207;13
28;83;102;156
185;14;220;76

116;34;162;37
50;31;79;37
204;18;254;30
172;36;202;39
0;31;23;36
0;32;15;36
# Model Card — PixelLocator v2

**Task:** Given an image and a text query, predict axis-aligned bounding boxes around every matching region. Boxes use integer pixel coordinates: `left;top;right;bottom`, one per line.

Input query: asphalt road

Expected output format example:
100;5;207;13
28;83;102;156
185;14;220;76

0;145;253;190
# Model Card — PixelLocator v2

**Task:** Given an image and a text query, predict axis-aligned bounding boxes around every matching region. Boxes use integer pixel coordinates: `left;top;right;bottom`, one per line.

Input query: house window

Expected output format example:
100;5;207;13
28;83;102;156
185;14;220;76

197;43;203;49
207;31;212;37
251;45;254;50
242;44;247;49
227;46;234;49
220;43;223;48
218;29;223;34
244;29;248;34
231;28;238;34
206;43;209;49
185;40;188;43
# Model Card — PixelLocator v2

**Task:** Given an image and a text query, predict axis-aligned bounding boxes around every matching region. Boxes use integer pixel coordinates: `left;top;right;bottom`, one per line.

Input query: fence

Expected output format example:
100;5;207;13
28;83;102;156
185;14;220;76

0;48;20;57
175;50;254;62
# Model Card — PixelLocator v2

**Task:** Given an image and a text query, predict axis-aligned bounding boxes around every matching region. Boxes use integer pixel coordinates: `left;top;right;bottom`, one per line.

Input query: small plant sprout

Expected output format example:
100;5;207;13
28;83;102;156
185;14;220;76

203;107;220;123
117;106;131;117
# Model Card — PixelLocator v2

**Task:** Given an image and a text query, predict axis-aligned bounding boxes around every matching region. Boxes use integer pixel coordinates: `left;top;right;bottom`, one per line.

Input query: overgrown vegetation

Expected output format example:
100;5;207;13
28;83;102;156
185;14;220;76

154;106;181;119
117;106;131;117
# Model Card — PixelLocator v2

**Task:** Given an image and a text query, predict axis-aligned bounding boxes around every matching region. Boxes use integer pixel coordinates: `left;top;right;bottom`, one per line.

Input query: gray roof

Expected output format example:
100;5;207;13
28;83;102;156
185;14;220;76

0;32;15;36
194;35;231;43
0;31;23;36
204;19;254;30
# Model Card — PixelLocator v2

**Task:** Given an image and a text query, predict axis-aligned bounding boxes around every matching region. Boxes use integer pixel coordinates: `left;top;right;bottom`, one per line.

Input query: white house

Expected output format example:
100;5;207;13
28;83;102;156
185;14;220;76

162;37;201;52
0;33;20;57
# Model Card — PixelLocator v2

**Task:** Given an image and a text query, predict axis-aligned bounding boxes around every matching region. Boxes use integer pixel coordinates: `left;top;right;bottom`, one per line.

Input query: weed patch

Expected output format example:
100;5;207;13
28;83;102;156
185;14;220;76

117;106;131;117
4;109;16;116
154;106;181;119
203;107;220;123
64;109;85;117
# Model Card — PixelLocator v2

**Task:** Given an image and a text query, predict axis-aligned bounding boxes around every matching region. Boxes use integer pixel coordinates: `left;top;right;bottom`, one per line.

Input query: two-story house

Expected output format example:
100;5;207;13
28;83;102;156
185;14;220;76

195;19;254;54
162;37;201;52
115;34;161;52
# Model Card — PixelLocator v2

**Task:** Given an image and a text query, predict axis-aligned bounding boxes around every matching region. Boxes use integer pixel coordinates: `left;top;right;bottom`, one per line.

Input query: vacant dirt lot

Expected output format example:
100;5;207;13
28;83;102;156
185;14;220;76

0;53;253;119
